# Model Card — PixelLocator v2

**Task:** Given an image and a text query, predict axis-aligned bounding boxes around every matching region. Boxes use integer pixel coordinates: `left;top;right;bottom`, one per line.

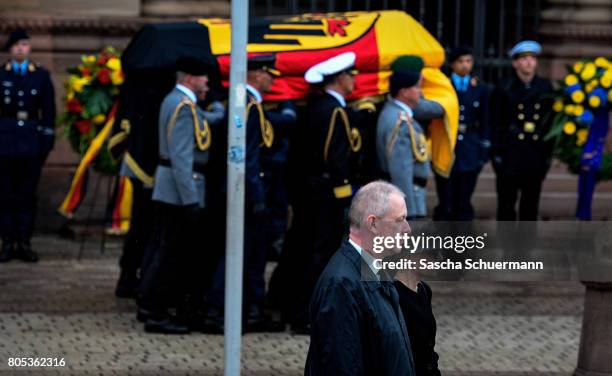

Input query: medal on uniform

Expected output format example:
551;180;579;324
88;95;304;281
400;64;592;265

523;122;536;133
17;111;28;121
458;123;467;133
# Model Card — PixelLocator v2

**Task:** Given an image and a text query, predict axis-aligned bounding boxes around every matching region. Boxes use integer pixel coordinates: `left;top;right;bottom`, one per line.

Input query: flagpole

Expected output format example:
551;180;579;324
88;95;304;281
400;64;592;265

225;0;248;374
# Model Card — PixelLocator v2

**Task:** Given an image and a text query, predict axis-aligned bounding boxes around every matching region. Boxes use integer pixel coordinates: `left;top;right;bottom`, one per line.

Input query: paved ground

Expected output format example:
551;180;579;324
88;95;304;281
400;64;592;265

0;235;585;375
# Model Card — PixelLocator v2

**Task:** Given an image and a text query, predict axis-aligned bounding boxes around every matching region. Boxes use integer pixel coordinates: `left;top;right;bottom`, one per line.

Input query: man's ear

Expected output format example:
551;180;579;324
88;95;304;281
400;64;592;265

367;214;378;234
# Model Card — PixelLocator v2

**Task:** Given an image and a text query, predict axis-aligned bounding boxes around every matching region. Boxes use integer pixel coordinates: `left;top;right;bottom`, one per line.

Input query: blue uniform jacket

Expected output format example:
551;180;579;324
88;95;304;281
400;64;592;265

0;60;55;158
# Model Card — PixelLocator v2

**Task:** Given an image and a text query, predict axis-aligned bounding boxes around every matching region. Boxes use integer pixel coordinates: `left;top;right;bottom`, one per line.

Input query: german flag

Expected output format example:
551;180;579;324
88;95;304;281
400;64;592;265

201;10;458;175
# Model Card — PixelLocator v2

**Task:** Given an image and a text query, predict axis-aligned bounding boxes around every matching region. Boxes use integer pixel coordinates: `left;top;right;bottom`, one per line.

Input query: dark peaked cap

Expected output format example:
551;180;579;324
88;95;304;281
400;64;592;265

248;54;280;76
448;46;473;63
176;56;213;76
5;28;30;51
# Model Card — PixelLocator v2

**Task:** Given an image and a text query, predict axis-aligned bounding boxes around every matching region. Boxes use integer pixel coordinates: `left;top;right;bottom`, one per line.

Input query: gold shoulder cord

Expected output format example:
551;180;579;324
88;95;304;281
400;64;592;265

167;99;211;151
247;99;274;148
323;107;362;163
386;111;429;163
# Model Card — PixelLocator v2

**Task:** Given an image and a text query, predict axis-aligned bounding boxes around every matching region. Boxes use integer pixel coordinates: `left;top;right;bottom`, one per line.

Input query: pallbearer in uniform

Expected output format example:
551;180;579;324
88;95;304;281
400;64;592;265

377;56;445;220
491;41;554;221
288;52;363;333
0;29;55;263
137;57;213;334
447;47;490;221
204;55;292;334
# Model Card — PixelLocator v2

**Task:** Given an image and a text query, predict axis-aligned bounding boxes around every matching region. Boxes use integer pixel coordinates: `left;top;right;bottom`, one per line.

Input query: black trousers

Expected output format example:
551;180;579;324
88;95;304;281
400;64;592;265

138;202;202;315
448;170;480;221
0;157;43;242
292;193;347;325
118;180;153;279
496;171;544;221
432;172;450;221
207;201;268;311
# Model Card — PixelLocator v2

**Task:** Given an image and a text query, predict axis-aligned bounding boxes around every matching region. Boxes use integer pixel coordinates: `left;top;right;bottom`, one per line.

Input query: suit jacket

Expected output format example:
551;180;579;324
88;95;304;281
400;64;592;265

152;87;209;207
305;240;416;376
0;60;55;158
376;98;443;215
452;76;490;172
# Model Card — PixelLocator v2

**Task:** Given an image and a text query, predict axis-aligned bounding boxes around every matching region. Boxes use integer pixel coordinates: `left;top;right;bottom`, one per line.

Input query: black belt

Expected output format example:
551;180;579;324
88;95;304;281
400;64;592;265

159;158;207;174
380;172;427;188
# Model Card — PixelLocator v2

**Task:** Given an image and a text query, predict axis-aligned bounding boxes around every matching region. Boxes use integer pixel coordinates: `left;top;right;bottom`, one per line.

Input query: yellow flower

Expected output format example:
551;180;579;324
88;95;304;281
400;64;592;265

572;61;584;73
563;121;576;135
581;63;596;81
589;95;601;108
574;105;584;116
106;57;121;71
553;100;563;112
66;89;75;101
571;90;585;103
81;55;96;65
595;57;610;68
70;76;91;93
564;104;575;115
601;73;612;88
565;74;579;86
576;129;588;146
110;70;124;85
92;114;106;125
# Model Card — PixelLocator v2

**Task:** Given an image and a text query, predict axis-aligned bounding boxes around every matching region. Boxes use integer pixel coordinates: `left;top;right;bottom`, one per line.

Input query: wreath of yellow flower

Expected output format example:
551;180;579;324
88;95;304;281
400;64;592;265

571;90;585;103
576;129;588;146
580;63;597;81
563;121;576;135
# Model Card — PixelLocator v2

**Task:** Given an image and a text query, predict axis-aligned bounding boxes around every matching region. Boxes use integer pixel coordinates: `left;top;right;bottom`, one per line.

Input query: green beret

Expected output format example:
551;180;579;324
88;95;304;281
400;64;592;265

391;55;424;73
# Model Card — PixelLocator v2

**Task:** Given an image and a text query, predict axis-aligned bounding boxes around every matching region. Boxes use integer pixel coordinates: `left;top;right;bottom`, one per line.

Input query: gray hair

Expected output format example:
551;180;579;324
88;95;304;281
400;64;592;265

348;180;405;229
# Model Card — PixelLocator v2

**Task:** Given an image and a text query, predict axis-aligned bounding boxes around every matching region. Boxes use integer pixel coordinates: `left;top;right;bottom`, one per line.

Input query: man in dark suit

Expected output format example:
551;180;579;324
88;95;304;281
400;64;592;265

0;29;55;263
491;41;554;221
447;46;490;221
305;180;415;376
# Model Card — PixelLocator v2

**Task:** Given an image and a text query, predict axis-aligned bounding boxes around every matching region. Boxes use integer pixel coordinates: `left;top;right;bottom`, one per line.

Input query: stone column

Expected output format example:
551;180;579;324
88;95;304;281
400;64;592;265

574;282;612;376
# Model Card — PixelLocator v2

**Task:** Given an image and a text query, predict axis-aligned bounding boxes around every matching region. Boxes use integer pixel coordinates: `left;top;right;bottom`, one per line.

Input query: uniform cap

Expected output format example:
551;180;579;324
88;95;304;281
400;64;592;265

391;55;424;73
176;56;212;76
248;54;280;76
304;52;356;84
448;46;473;63
508;40;542;59
4;28;29;51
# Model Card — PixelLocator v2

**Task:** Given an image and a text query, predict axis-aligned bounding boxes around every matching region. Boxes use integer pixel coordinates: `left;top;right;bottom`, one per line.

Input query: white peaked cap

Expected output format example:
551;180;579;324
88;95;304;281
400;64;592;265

304;52;356;84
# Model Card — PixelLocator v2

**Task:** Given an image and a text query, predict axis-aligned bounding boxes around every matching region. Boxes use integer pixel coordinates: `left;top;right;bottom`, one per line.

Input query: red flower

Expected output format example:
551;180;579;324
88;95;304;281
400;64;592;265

75;119;92;135
67;98;82;113
97;68;111;84
97;56;108;66
81;67;90;77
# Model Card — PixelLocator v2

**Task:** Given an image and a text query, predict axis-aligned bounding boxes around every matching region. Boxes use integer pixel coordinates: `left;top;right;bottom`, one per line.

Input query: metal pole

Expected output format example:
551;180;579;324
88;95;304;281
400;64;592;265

225;0;248;374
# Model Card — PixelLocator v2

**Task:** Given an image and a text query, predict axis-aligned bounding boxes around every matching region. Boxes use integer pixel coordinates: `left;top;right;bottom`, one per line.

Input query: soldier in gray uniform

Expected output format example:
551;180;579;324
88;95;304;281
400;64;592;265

377;56;444;219
137;57;215;334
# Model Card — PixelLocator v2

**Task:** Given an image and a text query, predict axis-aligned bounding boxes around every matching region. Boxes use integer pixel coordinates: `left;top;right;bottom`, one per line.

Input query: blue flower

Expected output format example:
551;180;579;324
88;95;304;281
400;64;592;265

565;83;582;95
577;109;594;126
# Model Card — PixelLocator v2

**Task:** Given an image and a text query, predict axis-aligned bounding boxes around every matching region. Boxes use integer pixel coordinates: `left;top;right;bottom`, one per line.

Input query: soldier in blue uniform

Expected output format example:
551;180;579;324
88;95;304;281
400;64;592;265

204;55;294;334
491;41;554;221
447;47;490;221
0;29;55;263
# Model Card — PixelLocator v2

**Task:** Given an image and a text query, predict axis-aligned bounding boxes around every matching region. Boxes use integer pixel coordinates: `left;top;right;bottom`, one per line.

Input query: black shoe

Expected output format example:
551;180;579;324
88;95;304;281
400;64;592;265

290;322;311;335
115;272;139;299
244;305;285;333
16;241;38;263
144;317;190;334
200;307;224;334
136;307;154;323
0;240;15;263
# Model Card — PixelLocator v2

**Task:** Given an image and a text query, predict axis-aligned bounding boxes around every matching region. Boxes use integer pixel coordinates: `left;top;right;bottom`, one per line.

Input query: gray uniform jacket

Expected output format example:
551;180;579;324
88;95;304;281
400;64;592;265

152;88;211;208
376;97;444;217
